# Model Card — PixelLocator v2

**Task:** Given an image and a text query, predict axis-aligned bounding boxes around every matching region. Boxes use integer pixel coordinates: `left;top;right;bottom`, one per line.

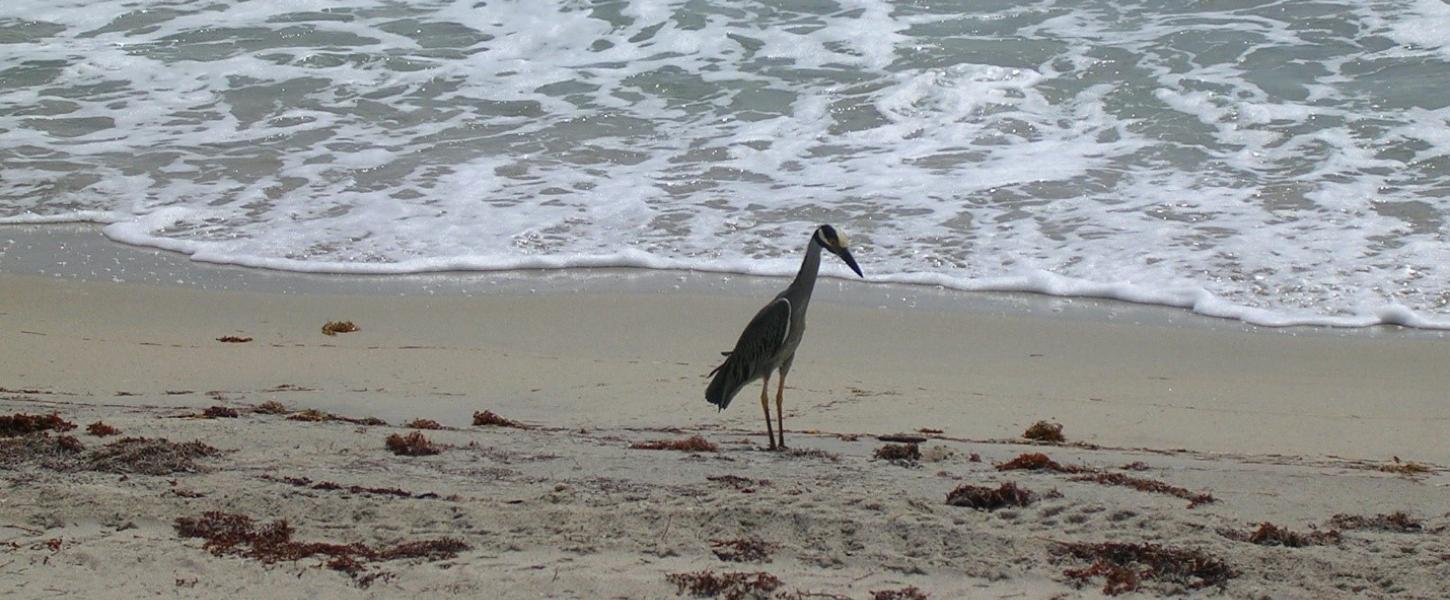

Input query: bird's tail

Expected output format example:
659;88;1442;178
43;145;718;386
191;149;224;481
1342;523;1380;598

705;352;746;411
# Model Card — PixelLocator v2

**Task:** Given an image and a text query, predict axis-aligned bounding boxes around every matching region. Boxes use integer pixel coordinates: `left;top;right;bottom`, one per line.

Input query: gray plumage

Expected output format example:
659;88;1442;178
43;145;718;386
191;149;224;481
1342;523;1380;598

705;296;794;410
706;225;862;449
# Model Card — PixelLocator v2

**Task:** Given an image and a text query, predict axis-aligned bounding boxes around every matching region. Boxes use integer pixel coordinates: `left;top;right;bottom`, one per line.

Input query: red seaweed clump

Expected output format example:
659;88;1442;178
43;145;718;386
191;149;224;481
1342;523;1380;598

1054;541;1236;595
873;443;921;463
0;413;76;437
1221;522;1340;547
1023;420;1065;443
665;570;781;599
471;410;528;429
174;511;467;587
385;432;441;456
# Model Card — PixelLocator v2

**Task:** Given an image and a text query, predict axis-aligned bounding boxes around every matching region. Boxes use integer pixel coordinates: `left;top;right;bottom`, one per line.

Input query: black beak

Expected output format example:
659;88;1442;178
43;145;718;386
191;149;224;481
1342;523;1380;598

837;247;863;278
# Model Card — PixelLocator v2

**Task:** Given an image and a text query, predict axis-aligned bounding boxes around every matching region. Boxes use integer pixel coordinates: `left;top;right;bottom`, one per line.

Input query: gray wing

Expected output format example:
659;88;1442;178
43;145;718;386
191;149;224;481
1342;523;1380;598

731;297;791;368
705;298;791;409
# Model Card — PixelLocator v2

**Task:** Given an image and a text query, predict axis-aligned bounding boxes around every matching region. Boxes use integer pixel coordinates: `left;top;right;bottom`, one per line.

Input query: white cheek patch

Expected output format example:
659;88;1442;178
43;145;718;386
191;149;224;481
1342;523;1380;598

835;232;849;248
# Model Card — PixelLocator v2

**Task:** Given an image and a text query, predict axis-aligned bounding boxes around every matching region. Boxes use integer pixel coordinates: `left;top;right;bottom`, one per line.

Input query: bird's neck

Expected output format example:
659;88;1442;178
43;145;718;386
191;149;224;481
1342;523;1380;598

787;238;823;305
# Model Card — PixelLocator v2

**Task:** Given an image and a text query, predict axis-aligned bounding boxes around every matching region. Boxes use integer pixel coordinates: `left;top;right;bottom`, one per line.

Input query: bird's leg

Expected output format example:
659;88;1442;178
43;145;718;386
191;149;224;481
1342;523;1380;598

760;375;776;451
775;374;787;449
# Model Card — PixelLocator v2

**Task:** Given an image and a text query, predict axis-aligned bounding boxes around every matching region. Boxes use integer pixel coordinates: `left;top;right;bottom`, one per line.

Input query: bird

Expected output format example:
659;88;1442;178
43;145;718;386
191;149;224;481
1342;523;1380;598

706;224;863;450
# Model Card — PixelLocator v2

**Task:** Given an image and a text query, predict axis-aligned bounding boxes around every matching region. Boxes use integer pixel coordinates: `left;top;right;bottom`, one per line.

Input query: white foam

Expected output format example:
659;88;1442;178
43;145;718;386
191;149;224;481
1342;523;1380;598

3;0;1449;330
1369;0;1450;56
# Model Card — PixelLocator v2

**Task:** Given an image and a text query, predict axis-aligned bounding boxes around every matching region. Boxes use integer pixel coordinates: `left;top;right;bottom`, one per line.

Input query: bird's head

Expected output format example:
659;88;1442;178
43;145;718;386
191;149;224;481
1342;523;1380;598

814;224;863;278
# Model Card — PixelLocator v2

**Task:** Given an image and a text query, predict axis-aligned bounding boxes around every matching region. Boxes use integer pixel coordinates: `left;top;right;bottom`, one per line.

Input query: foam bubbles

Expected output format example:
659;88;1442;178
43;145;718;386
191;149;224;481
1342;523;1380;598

2;0;1449;329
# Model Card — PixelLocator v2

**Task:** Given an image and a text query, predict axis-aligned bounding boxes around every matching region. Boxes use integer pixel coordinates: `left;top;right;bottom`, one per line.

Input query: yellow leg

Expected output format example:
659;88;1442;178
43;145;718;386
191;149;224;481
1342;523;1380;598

775;374;787;449
760;375;776;450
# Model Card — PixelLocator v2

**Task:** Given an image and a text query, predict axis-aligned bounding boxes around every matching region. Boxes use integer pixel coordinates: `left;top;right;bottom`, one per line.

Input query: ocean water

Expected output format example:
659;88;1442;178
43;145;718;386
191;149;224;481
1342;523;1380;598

2;0;1449;328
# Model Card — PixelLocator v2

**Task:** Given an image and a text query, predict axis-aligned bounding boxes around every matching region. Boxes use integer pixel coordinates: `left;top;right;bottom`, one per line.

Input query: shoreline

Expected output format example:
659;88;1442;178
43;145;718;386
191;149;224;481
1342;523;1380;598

5;223;1450;336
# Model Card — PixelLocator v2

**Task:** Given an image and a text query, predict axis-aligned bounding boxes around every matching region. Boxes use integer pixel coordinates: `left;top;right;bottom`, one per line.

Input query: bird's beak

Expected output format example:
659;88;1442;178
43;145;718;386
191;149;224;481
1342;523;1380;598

837;247;863;278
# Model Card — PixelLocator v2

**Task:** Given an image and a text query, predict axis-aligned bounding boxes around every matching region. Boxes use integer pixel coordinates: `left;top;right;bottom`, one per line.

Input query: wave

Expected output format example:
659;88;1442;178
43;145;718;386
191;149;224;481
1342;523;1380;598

63;213;1445;330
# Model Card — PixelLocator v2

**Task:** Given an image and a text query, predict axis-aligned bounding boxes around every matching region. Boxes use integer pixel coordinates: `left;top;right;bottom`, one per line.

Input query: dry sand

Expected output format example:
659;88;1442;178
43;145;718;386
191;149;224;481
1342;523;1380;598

2;266;1449;599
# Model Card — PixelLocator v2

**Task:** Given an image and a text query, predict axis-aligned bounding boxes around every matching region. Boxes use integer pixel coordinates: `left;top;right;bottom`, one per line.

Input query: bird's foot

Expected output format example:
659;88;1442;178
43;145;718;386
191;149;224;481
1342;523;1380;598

765;442;779;451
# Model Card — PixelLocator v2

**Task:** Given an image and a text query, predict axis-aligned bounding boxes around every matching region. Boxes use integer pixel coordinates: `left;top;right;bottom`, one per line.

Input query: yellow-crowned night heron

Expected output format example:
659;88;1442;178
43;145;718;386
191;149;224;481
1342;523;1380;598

706;225;863;450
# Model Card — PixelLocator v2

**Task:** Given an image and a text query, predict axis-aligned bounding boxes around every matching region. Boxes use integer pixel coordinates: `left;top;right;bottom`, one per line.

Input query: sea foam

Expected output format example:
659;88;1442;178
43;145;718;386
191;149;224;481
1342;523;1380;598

2;0;1449;329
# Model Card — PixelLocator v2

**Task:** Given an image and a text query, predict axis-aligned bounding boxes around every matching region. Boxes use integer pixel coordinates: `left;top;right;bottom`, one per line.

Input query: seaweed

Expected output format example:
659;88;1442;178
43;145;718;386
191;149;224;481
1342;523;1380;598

1071;472;1215;508
325;554;368;578
0;433;85;470
174;511;467;587
404;419;443;430
287;409;330;422
288;409;386;426
995;452;1089;473
321;321;360;336
216;336;253;343
377;538;471;560
1062;560;1139;595
202;406;239;419
253;400;289;415
1327;512;1423;533
1221;522;1340;547
870;587;929;600
86;421;120;437
1380;457;1431;475
385;432;441;456
945;481;1037;510
873;443;921;464
0;386;52;395
630;435;718;452
471;410;528;429
1053;541;1235;595
710;537;779;563
86;437;222;475
261;474;441;499
1023;420;1065;443
0;413;76;437
998;453;1213;507
878;434;927;444
783;447;839;462
2;434;220;474
665;570;782;599
777;592;851;600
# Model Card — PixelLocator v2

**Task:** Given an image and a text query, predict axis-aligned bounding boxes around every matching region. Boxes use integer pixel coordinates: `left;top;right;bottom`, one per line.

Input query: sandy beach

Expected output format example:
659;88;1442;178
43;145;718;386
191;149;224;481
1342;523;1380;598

6;0;1450;597
3;234;1449;598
